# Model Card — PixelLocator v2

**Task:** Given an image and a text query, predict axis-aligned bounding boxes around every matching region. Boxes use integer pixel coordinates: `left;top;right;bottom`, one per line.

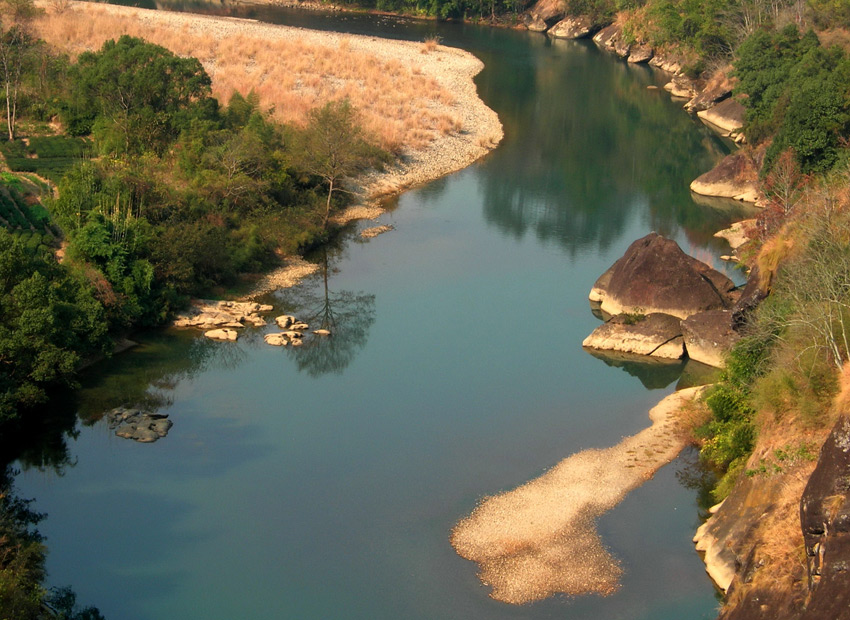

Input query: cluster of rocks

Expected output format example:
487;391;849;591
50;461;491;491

263;315;331;347
107;406;173;443
173;299;274;342
584;233;762;368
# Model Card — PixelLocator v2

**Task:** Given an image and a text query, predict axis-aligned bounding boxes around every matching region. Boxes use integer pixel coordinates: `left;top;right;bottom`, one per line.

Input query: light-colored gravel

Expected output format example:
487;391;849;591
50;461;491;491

451;386;704;604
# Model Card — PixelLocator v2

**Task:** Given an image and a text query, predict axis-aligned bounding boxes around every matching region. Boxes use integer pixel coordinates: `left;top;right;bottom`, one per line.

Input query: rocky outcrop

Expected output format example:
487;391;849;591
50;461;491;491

685;79;732;112
173;299;273;329
524;0;564;31
590;233;737;319
698;98;745;137
548;15;595;39
732;264;769;329
592;23;620;49
627;43;653;63
715;219;755;252
583;312;684;359
694;474;790;593
107;407;173;443
799;415;850;620
691;152;760;203
681;309;739;368
650;54;683;74
664;75;698;98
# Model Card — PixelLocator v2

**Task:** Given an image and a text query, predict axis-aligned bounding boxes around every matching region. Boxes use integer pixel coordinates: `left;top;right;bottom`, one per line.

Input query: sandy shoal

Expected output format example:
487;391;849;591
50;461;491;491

451;386;704;604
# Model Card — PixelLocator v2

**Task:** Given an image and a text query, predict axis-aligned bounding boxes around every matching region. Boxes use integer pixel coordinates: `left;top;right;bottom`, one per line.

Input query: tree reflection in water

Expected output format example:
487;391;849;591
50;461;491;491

279;246;375;377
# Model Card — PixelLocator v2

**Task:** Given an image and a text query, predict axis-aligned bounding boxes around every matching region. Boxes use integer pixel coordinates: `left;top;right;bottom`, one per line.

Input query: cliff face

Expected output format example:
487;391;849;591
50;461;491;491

799;415;850;620
698;411;850;620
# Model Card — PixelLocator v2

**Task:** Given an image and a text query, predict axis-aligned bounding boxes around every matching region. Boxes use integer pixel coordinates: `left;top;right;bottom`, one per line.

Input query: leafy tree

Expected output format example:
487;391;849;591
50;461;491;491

0;229;109;420
294;99;386;229
65;35;213;155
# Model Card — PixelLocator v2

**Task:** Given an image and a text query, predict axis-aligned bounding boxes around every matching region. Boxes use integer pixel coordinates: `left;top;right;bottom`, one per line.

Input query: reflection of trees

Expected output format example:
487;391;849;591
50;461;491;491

284;247;375;377
477;38;739;256
75;329;246;424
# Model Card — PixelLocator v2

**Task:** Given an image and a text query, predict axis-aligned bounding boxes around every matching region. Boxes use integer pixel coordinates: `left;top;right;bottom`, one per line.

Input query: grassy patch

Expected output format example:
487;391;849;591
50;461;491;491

0;136;89;184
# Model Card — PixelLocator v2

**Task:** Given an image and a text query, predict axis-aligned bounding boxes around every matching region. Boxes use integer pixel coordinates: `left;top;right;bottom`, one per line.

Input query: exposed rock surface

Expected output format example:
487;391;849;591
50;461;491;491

582;312;684;359
173;299;273;329
204;328;238;341
664;75;698;98
681;309;739;368
698;98;745;137
107;407;173;443
799;415;850;620
732;264;769;329
590;233;736;319
650;54;683;74
691;152;760;203
548;14;595;38
627;43;653;63
685;80;732;112
694;475;789;593
524;0;565;30
592;23;621;49
715;219;755;251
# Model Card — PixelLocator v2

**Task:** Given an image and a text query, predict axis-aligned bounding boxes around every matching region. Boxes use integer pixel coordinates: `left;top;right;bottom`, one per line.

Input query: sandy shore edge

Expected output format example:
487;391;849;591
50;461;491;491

49;3;503;297
450;386;704;604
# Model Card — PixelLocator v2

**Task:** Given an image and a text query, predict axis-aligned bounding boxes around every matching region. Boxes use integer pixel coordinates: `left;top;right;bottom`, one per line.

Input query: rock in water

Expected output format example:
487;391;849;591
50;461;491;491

582;312;684;359
590;232;736;319
548;15;595;39
204;328;238;341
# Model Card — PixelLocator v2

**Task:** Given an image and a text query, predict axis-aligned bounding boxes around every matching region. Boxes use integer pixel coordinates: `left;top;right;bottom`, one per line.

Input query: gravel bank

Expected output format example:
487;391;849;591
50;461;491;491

451;387;704;604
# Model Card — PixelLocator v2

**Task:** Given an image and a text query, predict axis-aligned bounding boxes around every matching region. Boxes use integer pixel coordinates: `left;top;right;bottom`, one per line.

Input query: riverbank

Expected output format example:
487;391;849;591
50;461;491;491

451;386;704;604
35;2;503;295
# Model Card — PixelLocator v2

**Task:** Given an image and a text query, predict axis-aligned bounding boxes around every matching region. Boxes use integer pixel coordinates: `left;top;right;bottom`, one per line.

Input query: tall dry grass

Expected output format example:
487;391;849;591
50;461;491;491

33;4;462;153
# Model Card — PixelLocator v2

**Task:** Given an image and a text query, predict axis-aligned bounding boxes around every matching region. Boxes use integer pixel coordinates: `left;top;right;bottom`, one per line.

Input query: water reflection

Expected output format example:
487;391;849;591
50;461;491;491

585;349;719;390
477;38;744;256
275;246;376;377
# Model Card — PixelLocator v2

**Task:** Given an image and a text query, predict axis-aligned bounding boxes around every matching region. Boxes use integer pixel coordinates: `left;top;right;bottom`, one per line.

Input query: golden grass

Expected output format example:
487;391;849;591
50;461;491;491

33;4;462;153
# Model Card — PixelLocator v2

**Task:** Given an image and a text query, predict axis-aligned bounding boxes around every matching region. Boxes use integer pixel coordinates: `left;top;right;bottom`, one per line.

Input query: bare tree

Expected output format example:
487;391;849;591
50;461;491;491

0;0;38;141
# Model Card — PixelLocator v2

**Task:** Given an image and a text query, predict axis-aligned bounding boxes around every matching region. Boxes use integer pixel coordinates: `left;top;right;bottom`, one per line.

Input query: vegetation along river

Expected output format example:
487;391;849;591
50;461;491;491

16;6;756;619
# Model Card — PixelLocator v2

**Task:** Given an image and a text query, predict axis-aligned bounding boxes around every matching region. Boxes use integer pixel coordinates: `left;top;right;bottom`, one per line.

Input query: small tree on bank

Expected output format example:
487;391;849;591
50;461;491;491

0;0;39;141
294;99;384;230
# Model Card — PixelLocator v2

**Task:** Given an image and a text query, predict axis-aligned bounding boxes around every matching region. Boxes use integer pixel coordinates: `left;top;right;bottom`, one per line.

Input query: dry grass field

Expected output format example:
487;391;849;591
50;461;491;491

34;3;465;154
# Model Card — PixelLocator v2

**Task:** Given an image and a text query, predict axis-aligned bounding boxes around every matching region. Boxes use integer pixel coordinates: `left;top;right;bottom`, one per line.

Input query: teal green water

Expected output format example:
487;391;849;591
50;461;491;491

15;10;753;619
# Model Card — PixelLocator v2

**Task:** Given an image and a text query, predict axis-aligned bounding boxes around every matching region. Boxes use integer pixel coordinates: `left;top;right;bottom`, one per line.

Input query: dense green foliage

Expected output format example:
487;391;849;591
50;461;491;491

734;25;850;174
0;135;89;182
63;35;213;156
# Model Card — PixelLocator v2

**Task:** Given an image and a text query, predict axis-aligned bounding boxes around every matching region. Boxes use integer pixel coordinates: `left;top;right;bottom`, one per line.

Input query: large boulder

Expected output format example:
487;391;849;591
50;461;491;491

681;309;739;368
548;15;596;39
691;152;760;203
697;98;745;137
685;79;732;112
583;312;684;359
592;23;621;49
590;233;737;319
664;75;698;98
524;0;565;30
799;415;850;620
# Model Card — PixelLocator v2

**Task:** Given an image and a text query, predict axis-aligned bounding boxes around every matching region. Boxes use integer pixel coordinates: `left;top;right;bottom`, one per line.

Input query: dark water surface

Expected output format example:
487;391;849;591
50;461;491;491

16;7;752;619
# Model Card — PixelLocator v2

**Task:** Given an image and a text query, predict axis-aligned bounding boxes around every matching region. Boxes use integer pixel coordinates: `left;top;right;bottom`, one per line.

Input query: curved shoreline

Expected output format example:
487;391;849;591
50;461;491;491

37;2;504;296
451;386;704;604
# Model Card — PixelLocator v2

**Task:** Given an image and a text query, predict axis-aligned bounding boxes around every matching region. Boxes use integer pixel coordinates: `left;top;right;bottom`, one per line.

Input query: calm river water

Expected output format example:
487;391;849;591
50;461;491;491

16;7;754;619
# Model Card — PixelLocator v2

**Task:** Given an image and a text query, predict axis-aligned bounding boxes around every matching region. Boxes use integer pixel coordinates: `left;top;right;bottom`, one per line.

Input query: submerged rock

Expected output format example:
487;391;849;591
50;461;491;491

590;233;737;319
107;407;173;443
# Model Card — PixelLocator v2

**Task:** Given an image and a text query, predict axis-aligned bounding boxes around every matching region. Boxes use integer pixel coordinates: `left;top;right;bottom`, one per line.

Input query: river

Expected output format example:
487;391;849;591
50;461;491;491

15;6;754;619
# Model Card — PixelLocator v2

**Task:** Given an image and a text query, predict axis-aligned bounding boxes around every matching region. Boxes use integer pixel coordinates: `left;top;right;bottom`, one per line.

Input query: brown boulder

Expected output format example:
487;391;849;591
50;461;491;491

590;233;737;319
548;15;595;39
685;81;732;112
627;44;653;63
698;98;745;137
681;309;739;368
691;151;760;203
592;23;621;50
583;312;684;359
